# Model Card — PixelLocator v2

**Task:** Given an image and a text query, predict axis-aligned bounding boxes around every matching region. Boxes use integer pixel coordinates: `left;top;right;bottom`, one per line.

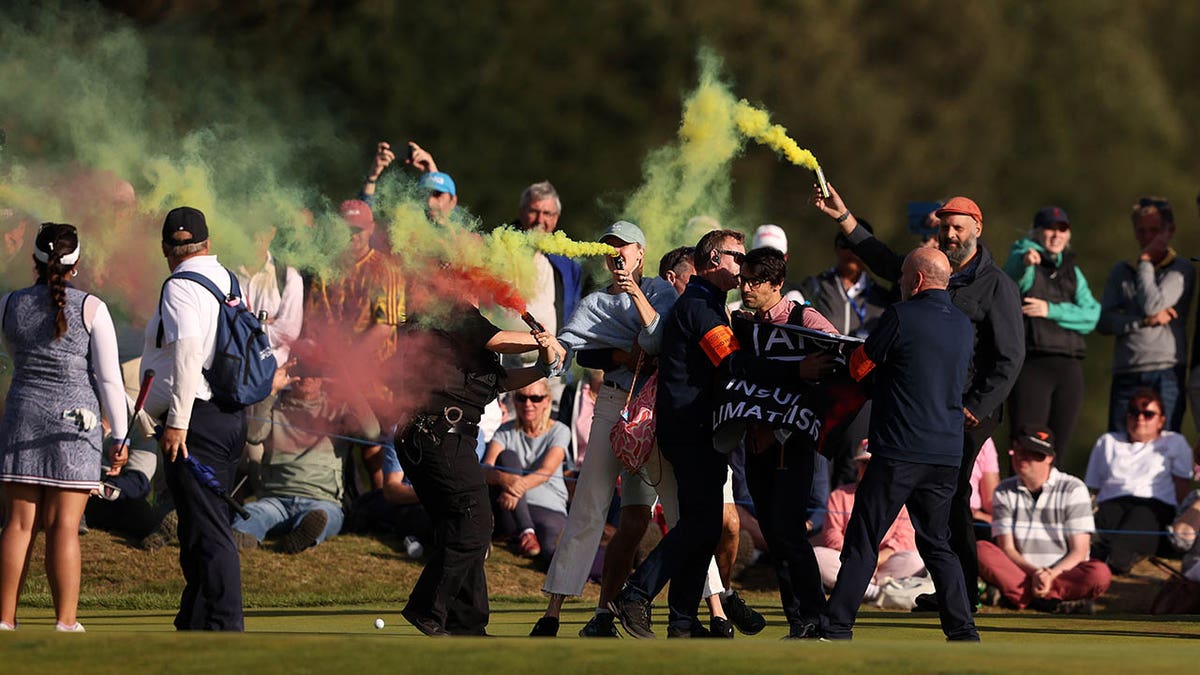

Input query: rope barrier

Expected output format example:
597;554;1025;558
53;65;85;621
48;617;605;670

244;415;1196;540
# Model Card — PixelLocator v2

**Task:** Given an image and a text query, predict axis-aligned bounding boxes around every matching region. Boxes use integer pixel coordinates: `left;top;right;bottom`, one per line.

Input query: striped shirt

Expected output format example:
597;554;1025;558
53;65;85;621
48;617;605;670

991;468;1094;569
307;249;405;358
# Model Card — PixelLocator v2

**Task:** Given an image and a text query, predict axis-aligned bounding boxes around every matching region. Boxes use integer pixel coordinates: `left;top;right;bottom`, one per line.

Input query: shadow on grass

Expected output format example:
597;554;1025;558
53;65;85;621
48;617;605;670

857;612;1200;640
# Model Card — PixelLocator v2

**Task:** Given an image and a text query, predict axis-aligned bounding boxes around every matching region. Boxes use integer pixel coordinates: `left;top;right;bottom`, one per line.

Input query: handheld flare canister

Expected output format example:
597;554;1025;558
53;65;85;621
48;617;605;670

521;311;545;334
814;166;831;199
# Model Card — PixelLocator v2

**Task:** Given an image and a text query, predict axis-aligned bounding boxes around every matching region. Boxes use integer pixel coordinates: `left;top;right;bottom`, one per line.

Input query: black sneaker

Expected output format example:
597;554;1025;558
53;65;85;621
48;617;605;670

667;618;710;638
709;616;734;638
529;616;559;637
578;612;620;638
722;591;766;635
608;591;655;639
782;622;822;640
279;510;328;554
401;608;450;637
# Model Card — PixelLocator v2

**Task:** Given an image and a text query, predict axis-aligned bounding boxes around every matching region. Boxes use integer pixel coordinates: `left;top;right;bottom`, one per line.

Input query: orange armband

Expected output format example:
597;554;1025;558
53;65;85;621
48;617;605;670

848;345;875;381
700;325;740;367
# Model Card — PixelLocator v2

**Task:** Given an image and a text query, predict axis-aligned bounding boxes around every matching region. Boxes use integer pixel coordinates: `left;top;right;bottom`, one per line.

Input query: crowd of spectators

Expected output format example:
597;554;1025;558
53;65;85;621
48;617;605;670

2;137;1200;635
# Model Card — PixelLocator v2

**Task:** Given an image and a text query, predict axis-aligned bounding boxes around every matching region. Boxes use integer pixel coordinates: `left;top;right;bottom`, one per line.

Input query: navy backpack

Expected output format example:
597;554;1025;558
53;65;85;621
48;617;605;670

157;270;277;408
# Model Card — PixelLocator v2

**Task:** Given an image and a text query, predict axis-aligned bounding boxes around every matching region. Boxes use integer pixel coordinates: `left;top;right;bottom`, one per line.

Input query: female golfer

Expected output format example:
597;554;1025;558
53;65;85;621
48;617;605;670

0;223;127;632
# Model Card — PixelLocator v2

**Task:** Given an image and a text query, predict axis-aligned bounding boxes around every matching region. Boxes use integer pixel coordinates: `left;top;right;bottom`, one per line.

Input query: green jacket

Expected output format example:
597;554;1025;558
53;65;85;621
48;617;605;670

1004;238;1100;335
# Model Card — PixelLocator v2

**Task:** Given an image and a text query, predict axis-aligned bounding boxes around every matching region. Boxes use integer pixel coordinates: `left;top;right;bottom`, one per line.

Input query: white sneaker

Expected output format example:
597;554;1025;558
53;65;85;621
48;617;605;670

0;621;16;631
55;621;85;633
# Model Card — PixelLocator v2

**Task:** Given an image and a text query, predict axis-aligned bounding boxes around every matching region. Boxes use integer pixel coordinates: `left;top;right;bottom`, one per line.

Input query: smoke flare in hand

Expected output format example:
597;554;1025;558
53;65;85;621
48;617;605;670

732;101;821;171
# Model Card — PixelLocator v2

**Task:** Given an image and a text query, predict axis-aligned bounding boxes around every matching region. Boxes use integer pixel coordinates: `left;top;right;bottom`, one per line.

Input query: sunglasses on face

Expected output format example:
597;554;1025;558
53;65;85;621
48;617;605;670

717;249;745;265
515;394;548;404
1126;409;1161;420
739;276;768;288
1136;197;1171;210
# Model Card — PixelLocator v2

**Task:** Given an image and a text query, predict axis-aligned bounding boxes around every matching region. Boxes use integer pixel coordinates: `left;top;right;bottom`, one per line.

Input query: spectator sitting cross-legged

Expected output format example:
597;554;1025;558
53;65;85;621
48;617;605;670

483;378;569;562
978;425;1111;613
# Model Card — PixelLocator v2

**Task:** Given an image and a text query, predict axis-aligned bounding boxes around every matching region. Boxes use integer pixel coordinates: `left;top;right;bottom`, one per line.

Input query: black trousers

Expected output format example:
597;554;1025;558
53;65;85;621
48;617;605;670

1091;496;1177;574
161;399;246;631
823;456;978;641
624;436;728;628
398;430;492;635
949;415;996;606
1007;354;1085;466
744;436;826;628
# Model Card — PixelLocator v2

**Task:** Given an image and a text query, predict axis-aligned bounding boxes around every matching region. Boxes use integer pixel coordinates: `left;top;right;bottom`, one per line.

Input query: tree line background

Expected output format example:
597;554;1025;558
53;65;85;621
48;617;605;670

35;0;1200;466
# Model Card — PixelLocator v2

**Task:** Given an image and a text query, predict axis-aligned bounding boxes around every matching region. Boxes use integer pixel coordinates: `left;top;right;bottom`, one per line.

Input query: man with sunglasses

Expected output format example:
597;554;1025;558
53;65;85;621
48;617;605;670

977;425;1110;614
813;185;1024;611
1098;196;1194;433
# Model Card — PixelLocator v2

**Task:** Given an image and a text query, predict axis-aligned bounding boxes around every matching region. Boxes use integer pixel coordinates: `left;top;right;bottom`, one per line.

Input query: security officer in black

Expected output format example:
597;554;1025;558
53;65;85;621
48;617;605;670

394;300;563;637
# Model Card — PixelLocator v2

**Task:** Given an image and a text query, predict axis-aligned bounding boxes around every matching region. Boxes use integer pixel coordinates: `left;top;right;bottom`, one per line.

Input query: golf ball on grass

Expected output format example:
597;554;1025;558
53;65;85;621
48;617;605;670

374;618;385;629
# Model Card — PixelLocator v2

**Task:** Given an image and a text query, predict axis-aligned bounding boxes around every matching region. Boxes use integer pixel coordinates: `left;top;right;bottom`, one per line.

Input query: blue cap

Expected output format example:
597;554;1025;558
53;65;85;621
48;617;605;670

906;201;942;237
418;172;456;197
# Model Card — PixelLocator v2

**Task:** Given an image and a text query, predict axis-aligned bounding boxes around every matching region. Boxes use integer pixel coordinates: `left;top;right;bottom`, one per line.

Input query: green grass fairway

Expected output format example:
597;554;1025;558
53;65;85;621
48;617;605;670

2;604;1196;674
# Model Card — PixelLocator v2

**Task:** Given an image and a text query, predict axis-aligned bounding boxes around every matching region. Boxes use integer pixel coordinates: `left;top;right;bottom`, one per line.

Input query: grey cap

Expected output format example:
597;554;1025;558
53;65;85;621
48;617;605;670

599;220;646;247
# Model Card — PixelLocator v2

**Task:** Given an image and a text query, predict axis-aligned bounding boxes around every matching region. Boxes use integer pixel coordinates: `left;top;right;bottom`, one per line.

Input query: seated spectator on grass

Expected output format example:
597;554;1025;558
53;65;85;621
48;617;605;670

813;441;925;602
970;438;1000;542
483;379;569;561
377;445;433;557
232;358;380;554
978;426;1111;613
1086;387;1194;574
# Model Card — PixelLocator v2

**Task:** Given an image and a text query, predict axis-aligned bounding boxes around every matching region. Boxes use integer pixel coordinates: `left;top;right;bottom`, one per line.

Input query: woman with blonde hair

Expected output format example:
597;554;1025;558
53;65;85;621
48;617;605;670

483;378;569;561
0;223;127;632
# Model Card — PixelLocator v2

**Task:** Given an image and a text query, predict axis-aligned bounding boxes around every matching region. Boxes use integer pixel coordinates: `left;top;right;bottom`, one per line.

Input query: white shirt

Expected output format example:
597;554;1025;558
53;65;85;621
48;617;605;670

236;252;303;363
1085;430;1194;506
141;255;230;426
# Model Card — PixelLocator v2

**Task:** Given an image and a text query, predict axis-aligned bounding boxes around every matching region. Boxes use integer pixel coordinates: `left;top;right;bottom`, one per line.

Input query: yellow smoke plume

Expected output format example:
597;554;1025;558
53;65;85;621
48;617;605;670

733;101;820;171
533;231;617;258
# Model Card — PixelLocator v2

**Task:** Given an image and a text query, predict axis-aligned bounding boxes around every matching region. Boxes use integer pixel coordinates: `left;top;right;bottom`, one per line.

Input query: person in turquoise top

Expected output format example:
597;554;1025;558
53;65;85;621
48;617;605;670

1003;206;1100;466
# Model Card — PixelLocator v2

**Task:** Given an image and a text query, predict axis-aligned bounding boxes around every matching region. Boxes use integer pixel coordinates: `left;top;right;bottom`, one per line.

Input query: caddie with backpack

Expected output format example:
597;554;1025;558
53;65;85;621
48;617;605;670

140;206;268;631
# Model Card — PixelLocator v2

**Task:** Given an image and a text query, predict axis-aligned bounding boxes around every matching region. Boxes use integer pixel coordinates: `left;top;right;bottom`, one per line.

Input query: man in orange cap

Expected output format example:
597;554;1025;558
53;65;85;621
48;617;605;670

812;185;1024;611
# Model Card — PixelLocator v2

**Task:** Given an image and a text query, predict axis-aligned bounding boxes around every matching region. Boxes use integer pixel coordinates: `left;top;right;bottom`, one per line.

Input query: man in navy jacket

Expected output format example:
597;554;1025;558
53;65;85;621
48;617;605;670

822;247;979;641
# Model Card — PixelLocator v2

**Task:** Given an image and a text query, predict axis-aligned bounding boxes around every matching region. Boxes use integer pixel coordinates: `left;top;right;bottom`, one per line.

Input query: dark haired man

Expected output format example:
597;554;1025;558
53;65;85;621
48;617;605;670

659;246;695;296
1099;197;1194;433
733;246;840;638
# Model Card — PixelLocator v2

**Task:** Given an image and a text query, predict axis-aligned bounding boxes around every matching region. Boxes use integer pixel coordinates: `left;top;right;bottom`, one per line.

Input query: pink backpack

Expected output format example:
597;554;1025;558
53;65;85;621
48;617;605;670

609;355;657;474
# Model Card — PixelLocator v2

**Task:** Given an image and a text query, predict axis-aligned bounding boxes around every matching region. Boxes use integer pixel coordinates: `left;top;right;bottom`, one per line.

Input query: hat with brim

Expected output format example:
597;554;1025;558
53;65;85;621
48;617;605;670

600;220;646;248
935;196;983;224
1014;424;1056;457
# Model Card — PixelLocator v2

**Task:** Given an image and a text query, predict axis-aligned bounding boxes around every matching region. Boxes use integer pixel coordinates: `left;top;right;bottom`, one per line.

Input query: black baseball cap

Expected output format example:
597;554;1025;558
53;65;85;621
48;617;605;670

1033;206;1070;230
1013;424;1056;457
162;206;209;246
